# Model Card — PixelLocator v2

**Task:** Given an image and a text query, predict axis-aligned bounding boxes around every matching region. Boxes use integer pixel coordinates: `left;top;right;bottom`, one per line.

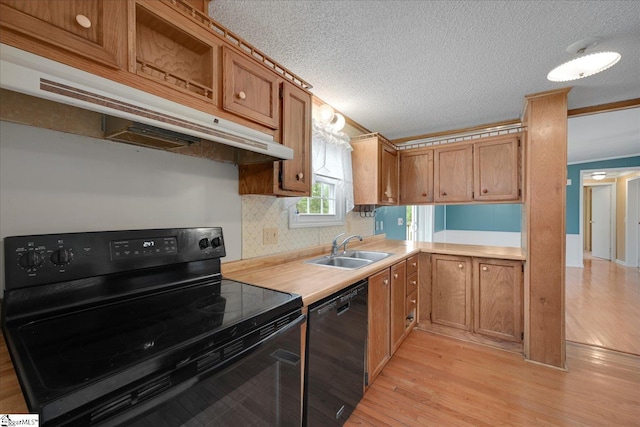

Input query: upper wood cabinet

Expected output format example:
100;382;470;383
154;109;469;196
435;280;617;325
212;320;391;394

0;0;126;68
431;133;522;204
238;80;312;196
473;258;523;342
399;148;433;205
223;47;279;129
431;254;472;331
134;2;217;105
279;82;311;193
352;133;399;206
434;143;474;203
474;134;520;201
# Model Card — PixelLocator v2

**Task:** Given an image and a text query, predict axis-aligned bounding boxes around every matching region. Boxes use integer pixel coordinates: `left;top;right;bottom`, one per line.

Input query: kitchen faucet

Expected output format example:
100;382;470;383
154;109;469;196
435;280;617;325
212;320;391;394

330;233;363;257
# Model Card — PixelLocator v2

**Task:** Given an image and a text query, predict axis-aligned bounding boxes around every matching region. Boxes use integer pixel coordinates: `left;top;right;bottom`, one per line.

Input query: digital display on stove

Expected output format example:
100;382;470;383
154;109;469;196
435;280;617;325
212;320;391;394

110;237;177;260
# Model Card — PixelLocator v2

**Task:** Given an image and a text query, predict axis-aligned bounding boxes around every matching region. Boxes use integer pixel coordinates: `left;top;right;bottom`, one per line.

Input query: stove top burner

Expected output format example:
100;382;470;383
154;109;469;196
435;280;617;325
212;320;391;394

59;321;167;363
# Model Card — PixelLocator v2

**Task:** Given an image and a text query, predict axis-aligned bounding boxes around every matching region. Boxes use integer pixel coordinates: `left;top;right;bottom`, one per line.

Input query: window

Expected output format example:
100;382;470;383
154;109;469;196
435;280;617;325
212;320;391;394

289;175;345;228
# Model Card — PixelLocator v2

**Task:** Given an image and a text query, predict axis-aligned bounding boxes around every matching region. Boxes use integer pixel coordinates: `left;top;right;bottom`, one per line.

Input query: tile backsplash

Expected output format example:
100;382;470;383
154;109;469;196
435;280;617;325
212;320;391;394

242;195;374;258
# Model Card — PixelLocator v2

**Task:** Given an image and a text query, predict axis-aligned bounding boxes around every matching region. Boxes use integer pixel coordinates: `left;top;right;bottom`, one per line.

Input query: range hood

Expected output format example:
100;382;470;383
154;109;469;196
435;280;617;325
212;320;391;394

0;44;293;162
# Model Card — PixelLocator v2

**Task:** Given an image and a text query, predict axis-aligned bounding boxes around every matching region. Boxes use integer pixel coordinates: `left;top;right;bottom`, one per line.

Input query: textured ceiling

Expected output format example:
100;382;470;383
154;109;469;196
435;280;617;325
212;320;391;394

209;0;640;162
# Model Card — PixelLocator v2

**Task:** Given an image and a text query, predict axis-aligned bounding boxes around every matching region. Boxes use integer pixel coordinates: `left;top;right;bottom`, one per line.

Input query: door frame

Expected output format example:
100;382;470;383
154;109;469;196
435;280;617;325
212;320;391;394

626;177;640;268
578;168;619;267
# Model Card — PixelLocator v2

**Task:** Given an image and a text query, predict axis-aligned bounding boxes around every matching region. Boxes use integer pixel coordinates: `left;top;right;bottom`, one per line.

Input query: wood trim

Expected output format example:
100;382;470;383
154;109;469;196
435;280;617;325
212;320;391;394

391;119;521;145
522;88;569;368
568;98;640;117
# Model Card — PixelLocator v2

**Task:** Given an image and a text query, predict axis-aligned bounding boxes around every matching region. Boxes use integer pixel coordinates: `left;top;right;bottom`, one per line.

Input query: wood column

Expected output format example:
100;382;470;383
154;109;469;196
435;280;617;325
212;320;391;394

522;87;570;368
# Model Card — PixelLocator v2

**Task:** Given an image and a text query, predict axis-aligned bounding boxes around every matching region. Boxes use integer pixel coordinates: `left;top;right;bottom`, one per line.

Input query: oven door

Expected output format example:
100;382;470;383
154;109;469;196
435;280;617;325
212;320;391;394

100;313;304;427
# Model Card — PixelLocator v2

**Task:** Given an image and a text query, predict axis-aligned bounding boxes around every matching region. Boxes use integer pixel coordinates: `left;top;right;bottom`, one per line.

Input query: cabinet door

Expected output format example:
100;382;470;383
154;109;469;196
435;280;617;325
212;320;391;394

400;148;433;204
0;0;123;68
474;135;520;201
434;143;473;203
379;143;398;205
390;261;407;354
473;258;523;342
431;254;472;330
280;82;311;193
367;269;390;386
134;2;216;104
223;47;279;128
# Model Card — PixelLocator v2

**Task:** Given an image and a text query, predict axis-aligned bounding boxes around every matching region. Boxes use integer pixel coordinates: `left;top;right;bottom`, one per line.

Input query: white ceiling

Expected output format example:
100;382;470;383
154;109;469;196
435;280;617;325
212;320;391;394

210;0;640;161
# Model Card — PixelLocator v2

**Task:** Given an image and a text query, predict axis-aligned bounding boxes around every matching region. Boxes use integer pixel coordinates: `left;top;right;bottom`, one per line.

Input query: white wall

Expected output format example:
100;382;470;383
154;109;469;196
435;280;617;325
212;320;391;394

432;230;521;248
0;121;242;291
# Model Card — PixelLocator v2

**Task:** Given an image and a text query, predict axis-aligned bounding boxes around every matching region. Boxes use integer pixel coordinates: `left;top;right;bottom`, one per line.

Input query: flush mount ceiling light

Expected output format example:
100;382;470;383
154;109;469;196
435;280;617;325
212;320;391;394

547;38;621;82
591;171;606;180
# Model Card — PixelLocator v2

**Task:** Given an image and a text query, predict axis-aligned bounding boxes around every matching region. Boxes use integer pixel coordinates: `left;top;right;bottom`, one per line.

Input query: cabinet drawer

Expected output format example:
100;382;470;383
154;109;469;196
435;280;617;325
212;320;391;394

406;272;418;296
406;290;417;323
406;255;418;276
223;47;279;129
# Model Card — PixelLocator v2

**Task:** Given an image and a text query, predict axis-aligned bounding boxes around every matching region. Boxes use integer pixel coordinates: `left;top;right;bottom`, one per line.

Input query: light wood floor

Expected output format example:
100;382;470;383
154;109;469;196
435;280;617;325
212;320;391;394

346;330;640;426
566;253;640;355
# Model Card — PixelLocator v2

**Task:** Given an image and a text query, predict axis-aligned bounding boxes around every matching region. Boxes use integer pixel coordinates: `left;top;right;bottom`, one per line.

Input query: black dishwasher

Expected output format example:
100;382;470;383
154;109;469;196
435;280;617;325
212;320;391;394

304;279;368;426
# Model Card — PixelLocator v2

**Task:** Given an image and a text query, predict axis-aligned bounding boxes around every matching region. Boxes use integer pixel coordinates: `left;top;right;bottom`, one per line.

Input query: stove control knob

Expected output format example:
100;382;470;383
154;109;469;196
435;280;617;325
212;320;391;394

51;248;74;265
199;238;210;250
19;251;45;269
210;237;221;248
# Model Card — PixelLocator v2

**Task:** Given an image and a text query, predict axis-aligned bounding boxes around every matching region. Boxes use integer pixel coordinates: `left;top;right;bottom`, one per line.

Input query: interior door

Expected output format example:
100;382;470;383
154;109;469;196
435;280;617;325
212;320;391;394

591;185;612;260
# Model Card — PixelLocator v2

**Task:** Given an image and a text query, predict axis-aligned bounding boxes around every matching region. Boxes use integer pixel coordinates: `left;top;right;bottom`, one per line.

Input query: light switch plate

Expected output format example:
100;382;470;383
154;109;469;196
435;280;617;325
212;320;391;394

263;228;278;245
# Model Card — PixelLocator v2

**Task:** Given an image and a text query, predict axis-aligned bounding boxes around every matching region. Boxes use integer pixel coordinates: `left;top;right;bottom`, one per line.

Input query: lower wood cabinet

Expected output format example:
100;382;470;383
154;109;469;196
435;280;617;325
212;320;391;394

367;256;419;387
473;258;523;342
431;254;472;330
426;253;524;345
367;268;390;386
390;260;407;354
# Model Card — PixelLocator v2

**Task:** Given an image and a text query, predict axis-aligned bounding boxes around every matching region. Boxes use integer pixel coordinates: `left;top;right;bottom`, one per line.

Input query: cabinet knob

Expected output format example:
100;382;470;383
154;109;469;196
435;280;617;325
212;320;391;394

411;299;416;304
383;279;389;285
482;188;488;194
422;192;427;197
75;14;92;29
411;280;417;285
394;273;398;279
482;266;488;272
441;191;447;196
458;263;463;269
296;172;304;180
384;191;388;196
412;262;417;267
237;91;247;100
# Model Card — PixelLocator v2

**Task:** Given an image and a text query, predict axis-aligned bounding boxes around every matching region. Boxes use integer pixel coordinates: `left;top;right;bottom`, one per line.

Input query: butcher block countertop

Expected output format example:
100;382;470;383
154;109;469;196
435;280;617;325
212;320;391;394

0;237;524;414
223;237;525;307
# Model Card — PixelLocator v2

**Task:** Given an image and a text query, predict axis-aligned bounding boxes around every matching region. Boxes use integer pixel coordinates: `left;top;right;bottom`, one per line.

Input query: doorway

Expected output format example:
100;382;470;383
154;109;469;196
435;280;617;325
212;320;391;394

590;184;613;260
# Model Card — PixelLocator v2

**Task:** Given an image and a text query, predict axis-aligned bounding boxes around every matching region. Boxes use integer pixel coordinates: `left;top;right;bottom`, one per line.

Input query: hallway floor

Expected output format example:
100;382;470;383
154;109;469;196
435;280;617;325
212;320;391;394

565;253;640;355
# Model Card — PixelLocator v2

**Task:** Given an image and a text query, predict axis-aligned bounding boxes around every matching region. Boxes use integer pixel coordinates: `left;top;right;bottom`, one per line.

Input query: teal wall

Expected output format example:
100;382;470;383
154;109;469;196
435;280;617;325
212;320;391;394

375;206;406;240
566;156;640;234
434;205;445;232
444;204;521;232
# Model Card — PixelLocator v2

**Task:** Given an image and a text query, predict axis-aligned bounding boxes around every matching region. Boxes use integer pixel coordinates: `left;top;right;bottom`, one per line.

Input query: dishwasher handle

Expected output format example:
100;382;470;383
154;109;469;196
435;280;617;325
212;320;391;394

337;301;350;316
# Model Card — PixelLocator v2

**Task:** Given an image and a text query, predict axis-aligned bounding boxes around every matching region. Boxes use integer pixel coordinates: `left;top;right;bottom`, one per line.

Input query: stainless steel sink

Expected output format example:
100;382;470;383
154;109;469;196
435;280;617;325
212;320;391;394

341;250;393;262
304;250;393;270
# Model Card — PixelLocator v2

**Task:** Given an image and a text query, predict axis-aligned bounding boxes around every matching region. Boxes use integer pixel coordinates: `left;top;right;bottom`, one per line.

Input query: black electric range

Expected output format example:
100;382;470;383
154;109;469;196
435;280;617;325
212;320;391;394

2;228;303;426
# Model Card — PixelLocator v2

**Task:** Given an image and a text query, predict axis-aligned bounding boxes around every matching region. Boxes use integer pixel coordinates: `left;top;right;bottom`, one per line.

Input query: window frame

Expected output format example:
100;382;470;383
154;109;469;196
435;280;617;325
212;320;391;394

289;175;345;228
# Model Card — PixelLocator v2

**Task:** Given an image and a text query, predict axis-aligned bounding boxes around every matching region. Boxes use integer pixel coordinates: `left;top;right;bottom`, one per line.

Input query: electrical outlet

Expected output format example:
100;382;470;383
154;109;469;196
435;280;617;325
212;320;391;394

263;228;278;245
398;218;404;226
